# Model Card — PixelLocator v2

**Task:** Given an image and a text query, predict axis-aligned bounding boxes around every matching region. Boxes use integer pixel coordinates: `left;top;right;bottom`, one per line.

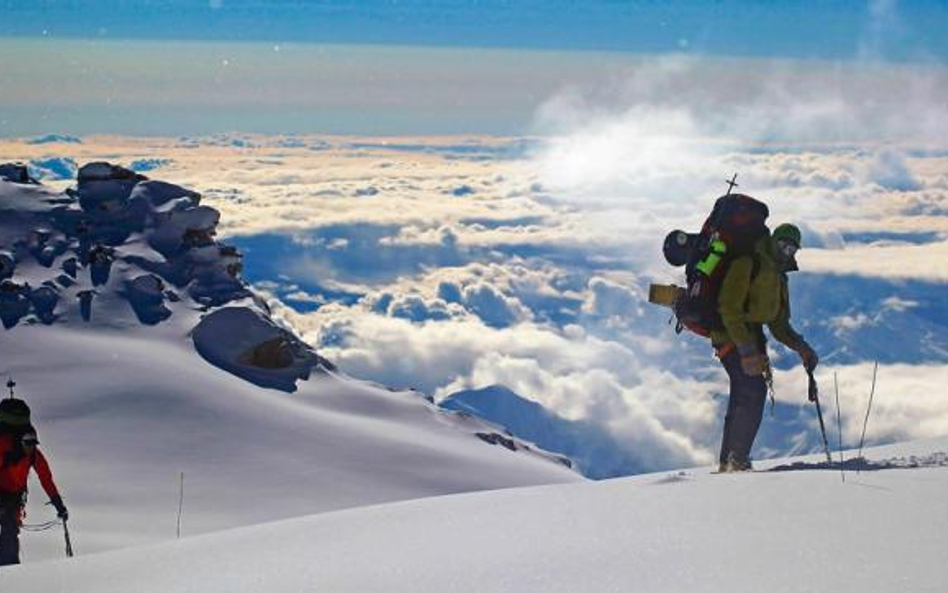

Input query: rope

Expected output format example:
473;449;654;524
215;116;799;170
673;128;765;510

21;519;62;532
763;360;776;417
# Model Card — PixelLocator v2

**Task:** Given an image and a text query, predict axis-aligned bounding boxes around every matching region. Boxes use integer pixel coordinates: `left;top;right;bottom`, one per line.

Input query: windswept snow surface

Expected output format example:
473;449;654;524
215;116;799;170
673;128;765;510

2;438;946;592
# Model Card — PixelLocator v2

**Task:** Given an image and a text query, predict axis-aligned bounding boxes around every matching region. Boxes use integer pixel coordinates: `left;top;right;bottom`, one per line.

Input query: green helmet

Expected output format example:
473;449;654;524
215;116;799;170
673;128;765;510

772;223;802;248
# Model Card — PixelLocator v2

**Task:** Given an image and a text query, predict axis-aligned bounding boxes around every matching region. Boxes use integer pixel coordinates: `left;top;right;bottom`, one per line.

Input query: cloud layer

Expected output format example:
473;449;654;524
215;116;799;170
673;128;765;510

2;53;947;473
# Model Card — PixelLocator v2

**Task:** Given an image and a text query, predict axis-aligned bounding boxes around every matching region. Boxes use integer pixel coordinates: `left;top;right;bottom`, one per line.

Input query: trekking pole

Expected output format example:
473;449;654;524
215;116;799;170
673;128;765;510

63;518;74;558
857;361;879;463
807;368;833;465
834;371;845;483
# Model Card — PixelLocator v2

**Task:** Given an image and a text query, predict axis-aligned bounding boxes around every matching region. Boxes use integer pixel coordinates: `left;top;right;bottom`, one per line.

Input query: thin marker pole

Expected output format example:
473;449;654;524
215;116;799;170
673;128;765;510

834;372;845;483
177;472;184;539
857;361;879;463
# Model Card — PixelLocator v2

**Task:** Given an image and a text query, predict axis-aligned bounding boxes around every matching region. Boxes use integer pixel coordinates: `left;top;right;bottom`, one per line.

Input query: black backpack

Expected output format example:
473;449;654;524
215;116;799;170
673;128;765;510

663;194;770;337
0;397;34;466
0;397;31;431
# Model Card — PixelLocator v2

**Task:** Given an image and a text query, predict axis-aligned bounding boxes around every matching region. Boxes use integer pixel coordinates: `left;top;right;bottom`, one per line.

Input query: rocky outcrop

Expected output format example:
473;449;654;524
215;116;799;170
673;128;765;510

1;160;327;391
0;160;252;324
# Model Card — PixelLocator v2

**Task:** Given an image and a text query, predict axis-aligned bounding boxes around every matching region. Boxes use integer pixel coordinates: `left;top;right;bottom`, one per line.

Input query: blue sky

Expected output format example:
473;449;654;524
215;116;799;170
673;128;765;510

3;0;947;61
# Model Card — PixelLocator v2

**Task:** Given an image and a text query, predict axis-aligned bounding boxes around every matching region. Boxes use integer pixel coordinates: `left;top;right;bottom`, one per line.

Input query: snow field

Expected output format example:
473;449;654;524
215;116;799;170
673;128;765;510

4;439;947;592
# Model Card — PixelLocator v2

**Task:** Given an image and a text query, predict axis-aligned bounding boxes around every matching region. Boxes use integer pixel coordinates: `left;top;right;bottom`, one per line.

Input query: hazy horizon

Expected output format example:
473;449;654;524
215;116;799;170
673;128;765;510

3;0;946;138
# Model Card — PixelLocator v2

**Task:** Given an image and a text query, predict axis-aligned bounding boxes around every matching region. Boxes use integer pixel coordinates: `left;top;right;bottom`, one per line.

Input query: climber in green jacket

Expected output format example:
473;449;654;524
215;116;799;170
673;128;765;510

710;223;819;472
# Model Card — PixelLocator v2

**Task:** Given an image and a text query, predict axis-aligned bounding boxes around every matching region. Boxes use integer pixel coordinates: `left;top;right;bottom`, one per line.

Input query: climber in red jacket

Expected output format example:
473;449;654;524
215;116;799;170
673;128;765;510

0;428;67;565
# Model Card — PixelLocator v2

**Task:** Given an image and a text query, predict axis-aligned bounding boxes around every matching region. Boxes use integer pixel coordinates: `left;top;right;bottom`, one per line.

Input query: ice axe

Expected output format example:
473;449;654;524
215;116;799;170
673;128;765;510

807;368;833;464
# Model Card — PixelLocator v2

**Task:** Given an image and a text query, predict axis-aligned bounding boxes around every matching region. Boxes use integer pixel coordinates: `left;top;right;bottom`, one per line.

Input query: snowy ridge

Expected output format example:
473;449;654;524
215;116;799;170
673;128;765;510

0;163;580;562
2;438;946;592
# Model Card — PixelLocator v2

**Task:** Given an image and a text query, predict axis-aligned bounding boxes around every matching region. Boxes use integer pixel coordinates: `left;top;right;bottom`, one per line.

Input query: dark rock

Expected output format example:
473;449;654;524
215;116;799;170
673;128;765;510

0;252;14;281
125;274;171;325
0;163;39;184
476;432;519;452
62;257;79;279
78;290;95;322
239;337;295;369
0;280;31;329
28;285;59;324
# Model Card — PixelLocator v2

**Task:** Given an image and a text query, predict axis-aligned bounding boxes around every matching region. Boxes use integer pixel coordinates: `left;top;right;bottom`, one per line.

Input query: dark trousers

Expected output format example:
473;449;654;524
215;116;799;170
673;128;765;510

718;349;767;465
0;493;22;566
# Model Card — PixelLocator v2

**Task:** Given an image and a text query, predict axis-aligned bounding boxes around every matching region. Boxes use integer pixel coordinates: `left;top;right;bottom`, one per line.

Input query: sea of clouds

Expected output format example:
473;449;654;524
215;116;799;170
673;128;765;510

4;50;947;474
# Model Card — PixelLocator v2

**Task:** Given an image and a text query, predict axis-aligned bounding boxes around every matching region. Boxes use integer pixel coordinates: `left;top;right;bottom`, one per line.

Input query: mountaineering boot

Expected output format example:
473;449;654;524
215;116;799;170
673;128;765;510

724;452;753;472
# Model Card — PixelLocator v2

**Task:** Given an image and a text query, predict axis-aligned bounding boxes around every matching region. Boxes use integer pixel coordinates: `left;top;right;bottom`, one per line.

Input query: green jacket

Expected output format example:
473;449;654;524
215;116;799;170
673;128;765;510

710;236;803;351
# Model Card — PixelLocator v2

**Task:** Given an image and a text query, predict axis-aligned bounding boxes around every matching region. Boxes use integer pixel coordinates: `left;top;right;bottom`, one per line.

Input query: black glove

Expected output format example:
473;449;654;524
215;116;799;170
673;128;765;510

796;341;819;372
50;495;68;521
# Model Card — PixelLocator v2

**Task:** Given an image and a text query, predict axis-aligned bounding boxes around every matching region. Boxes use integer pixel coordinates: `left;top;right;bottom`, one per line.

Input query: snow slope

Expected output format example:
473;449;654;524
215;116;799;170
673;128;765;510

2;438;945;592
0;165;579;562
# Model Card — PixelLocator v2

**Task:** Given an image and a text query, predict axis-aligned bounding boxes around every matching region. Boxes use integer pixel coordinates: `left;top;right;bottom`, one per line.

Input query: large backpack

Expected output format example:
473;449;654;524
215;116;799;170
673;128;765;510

663;193;770;337
0;397;32;441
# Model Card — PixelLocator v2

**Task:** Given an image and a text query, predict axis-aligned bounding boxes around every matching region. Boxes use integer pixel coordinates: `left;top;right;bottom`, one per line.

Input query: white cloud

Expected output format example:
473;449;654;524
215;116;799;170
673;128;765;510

283;291;327;305
802;240;948;282
380;225;460;249
866;150;922;191
582;276;644;319
798;362;948;445
881;296;919;313
829;313;874;333
385;292;460;323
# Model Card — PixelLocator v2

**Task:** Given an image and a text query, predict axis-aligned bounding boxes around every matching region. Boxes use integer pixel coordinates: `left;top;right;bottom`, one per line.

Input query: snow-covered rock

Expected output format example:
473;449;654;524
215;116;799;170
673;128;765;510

75;161;147;214
0;160;250;328
148;206;219;255
192;306;331;390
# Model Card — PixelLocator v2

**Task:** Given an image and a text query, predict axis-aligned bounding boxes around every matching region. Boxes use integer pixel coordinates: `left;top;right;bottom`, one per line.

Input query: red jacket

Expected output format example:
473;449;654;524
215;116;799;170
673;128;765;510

0;433;60;500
